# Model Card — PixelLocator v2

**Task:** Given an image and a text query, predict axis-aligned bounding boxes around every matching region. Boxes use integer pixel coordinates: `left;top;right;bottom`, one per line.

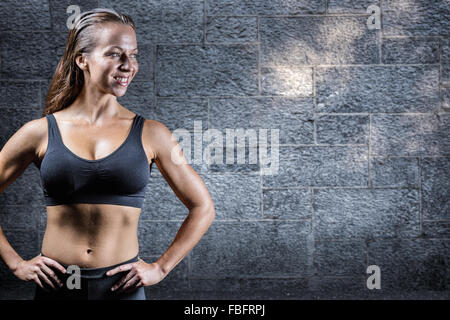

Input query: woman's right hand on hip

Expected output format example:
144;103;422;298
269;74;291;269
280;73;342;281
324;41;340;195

13;254;66;291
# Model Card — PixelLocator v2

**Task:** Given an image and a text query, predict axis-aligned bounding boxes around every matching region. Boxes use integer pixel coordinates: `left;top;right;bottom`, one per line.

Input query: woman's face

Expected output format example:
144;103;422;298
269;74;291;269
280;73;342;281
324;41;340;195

77;22;139;97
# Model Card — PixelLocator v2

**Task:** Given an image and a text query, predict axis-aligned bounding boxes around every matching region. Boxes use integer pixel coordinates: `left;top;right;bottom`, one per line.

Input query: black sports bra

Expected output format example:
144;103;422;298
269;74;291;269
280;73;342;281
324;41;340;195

39;113;152;209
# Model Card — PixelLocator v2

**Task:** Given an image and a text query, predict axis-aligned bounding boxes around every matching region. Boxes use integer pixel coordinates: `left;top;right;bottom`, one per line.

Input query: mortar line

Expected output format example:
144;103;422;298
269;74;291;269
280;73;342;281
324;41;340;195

140;219;313;223
39;80;42;113
368;114;372;188
418;157;423;235
379;0;383;64
262;186;423;190
258;35;264;225
260;181;449;189
1;63;440;82
260;160;264;219
311;186;315;276
208;13;373;18
207;97;210;133
263;63;440;67
382;35;443;39
48;0;54;31
439;36;443;112
313;66;317;145
365;240;370;277
203;0;207;46
153;45;157;118
257;16;261;95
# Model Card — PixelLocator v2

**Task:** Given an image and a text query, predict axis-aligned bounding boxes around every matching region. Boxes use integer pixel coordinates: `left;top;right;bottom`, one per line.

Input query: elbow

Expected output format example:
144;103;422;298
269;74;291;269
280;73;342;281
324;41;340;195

205;201;215;223
199;201;215;225
188;199;215;226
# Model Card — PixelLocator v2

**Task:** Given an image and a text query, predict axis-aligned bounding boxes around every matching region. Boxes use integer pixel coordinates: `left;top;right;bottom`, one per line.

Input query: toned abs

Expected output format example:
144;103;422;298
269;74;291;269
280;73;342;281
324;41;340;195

34;112;155;268
42;203;140;268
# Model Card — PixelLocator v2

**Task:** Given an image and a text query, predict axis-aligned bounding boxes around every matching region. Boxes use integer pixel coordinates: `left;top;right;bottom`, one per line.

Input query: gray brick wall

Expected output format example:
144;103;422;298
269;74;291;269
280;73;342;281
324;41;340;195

0;0;449;300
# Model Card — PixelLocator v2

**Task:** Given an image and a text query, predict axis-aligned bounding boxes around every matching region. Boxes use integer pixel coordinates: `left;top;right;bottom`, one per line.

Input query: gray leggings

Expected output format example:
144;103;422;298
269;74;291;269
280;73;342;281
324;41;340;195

34;253;146;300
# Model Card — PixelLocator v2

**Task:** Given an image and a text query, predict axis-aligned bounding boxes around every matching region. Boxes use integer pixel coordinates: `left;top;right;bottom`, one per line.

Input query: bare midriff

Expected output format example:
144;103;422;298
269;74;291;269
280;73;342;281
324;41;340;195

41;203;141;268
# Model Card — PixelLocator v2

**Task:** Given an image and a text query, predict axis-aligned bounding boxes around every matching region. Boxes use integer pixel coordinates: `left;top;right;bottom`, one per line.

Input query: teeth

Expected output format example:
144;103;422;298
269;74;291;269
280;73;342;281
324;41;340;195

114;76;128;82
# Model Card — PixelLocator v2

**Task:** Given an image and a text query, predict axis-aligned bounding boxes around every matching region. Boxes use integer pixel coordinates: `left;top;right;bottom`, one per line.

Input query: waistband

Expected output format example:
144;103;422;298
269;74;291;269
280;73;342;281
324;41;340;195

40;252;139;279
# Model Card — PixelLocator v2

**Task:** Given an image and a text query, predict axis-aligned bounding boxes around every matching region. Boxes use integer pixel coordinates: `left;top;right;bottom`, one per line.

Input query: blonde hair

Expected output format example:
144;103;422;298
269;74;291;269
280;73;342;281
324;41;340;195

42;8;136;116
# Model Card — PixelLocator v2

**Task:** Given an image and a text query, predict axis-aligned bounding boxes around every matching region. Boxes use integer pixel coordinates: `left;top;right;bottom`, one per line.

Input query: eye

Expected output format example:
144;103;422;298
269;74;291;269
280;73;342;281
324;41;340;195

110;52;120;57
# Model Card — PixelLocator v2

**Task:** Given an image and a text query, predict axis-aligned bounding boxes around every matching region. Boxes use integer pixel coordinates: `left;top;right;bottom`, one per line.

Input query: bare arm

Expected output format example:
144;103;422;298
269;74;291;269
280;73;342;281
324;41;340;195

145;120;215;277
0;118;44;271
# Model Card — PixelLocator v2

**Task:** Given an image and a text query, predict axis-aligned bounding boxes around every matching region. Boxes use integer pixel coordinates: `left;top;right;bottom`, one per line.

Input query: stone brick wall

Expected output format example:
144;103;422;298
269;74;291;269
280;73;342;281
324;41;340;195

0;0;449;299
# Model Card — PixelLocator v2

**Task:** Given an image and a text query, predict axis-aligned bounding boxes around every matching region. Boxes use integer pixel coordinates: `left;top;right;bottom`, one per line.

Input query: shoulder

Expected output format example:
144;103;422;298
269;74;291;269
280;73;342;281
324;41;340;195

19;116;48;141
142;118;178;159
27;117;50;158
5;116;48;161
142;118;171;137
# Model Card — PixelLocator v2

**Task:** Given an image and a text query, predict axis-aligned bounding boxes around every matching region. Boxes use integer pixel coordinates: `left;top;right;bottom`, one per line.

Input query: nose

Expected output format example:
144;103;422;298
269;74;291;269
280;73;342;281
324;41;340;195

119;54;135;72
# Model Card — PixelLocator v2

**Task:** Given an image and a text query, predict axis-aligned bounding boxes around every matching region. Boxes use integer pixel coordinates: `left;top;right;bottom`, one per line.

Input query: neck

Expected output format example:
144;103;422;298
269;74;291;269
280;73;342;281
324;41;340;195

69;85;120;123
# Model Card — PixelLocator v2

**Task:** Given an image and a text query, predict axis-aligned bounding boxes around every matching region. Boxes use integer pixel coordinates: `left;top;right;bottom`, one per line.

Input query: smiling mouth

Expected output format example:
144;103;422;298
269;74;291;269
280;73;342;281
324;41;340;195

113;76;129;86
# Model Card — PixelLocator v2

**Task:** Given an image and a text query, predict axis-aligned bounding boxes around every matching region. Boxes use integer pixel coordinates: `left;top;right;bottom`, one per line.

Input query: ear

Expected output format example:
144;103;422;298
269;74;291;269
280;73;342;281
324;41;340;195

75;54;88;71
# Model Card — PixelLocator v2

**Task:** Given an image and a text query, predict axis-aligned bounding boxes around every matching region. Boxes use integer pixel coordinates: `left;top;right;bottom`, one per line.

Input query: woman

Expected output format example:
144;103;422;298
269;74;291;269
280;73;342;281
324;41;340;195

0;8;215;300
